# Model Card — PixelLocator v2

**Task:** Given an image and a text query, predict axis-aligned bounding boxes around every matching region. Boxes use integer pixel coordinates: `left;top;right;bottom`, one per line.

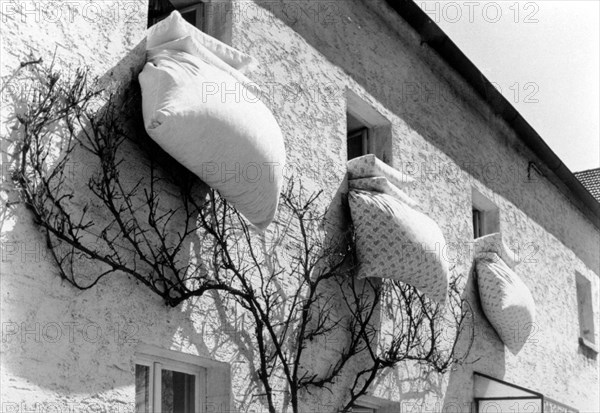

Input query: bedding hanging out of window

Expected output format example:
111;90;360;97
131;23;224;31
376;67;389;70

347;155;449;305
139;11;286;230
475;242;536;354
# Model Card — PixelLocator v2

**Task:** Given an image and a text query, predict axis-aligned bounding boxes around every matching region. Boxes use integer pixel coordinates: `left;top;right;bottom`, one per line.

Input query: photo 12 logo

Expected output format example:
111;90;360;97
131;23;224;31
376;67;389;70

0;1;143;24
1;321;139;345
1;401;136;413
418;1;540;24
489;81;540;104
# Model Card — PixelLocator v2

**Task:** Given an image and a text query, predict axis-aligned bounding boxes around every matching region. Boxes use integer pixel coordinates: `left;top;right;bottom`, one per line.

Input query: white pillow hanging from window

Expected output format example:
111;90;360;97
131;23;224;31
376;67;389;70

476;252;536;354
473;232;518;268
348;176;417;207
146;10;257;73
347;154;413;189
139;11;286;230
348;189;449;304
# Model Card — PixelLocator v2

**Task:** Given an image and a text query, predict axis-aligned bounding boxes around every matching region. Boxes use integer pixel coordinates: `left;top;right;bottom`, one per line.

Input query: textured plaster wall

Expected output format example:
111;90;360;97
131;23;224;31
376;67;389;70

230;0;599;411
0;1;199;410
0;0;598;412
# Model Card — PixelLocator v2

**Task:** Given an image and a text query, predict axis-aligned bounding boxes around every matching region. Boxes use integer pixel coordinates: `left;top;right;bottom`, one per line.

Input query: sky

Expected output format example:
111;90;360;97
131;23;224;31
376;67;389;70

418;0;600;172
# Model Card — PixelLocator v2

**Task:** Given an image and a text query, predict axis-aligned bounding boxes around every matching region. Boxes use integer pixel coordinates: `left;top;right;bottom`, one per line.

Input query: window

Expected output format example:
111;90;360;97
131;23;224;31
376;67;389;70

346;90;392;163
575;272;597;352
347;113;369;160
471;188;499;239
135;345;231;413
135;356;204;412
472;208;483;238
147;0;233;46
148;0;205;29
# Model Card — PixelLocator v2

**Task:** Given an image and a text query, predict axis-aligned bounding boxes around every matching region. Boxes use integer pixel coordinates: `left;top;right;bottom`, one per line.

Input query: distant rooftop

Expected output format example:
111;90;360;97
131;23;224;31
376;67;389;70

575;168;600;203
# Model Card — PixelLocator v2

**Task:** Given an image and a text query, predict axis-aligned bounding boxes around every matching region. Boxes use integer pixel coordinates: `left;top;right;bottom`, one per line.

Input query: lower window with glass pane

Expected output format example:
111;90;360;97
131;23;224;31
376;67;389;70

135;356;206;413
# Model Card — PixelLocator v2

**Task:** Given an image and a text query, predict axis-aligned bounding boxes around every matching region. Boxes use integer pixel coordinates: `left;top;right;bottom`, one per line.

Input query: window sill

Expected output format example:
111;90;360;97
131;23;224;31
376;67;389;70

353;395;399;412
579;336;599;353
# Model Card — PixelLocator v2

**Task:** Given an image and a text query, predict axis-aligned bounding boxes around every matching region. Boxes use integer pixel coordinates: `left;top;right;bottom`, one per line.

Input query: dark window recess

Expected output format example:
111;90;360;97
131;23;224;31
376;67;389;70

471;189;499;239
161;369;195;413
148;0;204;29
148;0;175;26
179;6;200;26
347;110;370;160
347;128;369;160
135;365;150;413
136;364;197;413
472;208;482;238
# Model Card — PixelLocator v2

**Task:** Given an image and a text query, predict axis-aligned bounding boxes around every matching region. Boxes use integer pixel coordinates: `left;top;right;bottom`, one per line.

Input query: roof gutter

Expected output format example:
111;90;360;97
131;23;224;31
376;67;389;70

385;0;600;229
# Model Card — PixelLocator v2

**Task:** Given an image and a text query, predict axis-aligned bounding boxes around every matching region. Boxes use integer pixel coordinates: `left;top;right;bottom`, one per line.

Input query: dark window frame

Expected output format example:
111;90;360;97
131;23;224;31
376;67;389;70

148;0;205;30
347;127;370;160
472;208;483;238
471;188;500;239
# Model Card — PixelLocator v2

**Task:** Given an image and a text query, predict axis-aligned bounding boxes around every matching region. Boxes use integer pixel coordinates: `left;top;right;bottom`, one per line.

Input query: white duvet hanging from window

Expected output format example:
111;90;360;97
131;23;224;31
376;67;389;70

139;11;286;230
347;165;449;304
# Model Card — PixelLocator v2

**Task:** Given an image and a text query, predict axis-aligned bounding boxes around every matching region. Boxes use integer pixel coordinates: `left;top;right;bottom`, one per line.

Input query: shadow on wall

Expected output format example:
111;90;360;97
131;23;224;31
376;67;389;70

1;6;517;406
2;32;360;409
0;40;226;398
443;264;507;412
358;264;507;410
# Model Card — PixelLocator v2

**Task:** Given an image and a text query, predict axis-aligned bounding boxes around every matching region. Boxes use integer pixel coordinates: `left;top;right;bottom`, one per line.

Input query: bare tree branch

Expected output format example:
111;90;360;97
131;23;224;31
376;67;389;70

7;61;474;413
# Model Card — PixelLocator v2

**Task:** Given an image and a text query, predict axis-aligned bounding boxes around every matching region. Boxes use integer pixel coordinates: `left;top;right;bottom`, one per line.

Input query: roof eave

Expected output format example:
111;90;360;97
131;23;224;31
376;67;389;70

385;0;600;229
